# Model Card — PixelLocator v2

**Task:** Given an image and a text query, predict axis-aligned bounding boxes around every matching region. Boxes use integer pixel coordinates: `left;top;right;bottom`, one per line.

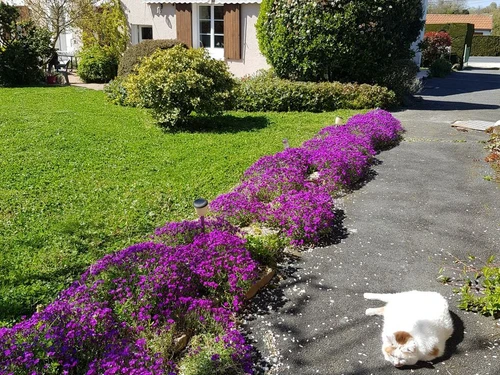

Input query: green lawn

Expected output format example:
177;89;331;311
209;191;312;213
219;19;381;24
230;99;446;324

0;86;361;325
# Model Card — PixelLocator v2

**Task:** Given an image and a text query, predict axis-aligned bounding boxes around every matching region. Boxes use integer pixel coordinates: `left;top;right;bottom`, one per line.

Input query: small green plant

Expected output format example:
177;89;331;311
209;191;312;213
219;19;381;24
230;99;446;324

104;76;129;105
429;58;452;78
440;254;500;318
244;230;285;267
178;333;249;375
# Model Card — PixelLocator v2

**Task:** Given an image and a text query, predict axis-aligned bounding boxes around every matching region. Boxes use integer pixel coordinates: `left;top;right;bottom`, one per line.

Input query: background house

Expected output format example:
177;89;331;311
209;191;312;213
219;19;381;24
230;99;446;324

122;0;430;77
426;13;493;35
121;0;269;77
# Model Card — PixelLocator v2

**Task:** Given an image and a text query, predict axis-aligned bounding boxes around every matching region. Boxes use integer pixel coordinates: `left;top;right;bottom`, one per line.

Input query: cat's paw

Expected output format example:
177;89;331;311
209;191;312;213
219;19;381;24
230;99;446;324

365;307;384;316
365;308;377;316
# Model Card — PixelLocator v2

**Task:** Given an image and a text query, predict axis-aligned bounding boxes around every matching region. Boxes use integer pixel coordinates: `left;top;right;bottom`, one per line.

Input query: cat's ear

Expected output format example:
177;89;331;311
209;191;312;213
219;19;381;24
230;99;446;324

402;340;416;353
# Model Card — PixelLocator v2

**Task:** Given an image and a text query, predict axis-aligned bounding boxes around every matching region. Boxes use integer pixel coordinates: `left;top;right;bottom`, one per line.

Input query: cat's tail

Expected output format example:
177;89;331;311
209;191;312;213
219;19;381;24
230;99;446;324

363;292;395;303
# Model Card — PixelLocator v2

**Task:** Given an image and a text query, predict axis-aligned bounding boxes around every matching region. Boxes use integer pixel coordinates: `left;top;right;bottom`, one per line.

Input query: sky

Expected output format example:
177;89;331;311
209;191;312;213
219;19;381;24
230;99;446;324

466;0;498;8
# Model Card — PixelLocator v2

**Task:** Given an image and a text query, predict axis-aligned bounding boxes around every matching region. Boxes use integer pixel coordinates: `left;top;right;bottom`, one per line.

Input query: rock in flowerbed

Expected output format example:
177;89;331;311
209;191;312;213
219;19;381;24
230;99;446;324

0;110;403;374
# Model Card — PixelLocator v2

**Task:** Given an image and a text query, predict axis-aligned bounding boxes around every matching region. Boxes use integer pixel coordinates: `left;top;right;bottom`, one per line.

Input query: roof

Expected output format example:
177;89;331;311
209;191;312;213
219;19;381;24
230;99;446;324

426;14;493;30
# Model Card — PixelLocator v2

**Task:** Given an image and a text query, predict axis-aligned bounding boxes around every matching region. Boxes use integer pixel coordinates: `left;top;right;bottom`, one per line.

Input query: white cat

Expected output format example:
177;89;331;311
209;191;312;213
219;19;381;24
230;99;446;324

364;291;454;368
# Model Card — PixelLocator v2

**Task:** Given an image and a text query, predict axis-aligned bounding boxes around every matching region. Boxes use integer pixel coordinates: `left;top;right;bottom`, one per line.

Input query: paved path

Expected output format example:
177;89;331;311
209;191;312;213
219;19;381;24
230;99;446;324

245;69;500;375
67;72;105;90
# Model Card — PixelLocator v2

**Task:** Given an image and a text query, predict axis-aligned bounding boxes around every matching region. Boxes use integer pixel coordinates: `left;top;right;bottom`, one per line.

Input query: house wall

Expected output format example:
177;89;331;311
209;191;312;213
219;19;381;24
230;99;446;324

474;29;492;36
121;1;268;77
121;2;177;43
411;0;428;67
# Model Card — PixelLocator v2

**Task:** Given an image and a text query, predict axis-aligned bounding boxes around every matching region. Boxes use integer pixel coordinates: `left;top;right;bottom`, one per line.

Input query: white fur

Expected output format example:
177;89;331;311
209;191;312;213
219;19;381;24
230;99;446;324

364;291;454;367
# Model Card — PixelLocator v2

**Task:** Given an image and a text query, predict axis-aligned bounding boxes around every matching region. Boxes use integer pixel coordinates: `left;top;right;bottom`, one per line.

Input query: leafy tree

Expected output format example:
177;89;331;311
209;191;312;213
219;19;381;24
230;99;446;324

0;2;52;85
256;0;424;83
76;0;128;57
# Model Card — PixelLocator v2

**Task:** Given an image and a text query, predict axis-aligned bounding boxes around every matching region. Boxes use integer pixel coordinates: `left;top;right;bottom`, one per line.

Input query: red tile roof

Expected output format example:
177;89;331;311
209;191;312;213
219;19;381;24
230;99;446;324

426;14;493;30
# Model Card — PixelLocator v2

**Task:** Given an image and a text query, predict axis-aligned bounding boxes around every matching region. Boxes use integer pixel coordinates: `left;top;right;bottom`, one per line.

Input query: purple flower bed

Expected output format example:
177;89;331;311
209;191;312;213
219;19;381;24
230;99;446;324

0;109;403;374
211;109;403;245
1;229;257;374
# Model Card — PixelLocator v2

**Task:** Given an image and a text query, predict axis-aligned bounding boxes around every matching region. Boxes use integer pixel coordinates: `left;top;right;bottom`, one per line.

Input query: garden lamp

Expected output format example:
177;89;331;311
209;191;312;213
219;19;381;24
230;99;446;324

194;198;208;232
282;138;290;149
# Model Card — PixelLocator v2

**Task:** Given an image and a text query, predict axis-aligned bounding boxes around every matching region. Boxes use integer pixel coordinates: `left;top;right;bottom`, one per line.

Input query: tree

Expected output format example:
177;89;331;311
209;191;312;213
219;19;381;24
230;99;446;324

24;0;96;49
75;0;128;57
256;0;424;83
0;2;52;85
427;0;469;14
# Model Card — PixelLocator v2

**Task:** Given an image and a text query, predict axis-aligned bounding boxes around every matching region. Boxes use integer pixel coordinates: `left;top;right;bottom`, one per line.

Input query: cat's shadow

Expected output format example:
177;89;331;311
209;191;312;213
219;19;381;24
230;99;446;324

401;310;465;370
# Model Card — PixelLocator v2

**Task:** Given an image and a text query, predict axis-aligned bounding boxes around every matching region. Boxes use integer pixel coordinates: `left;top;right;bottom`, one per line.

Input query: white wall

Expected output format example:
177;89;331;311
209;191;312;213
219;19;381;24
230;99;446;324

121;1;177;43
412;0;428;67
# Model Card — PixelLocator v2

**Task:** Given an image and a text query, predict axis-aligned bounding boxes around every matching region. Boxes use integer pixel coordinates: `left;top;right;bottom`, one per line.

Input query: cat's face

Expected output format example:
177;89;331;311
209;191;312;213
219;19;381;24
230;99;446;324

382;331;419;367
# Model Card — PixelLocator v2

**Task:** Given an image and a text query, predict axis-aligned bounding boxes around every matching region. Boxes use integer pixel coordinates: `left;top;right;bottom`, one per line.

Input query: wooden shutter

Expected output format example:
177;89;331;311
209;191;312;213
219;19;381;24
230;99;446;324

224;4;241;60
176;4;192;48
16;6;31;21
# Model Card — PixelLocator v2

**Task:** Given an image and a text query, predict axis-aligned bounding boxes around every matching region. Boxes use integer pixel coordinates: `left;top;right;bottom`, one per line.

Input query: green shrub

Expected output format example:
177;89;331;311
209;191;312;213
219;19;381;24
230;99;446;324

117;39;185;76
78;45;118;83
234;70;396;112
256;0;423;83
104;76;129;105
471;36;500;56
429;58;452;78
374;59;421;101
425;23;474;69
125;45;235;127
0;4;52;86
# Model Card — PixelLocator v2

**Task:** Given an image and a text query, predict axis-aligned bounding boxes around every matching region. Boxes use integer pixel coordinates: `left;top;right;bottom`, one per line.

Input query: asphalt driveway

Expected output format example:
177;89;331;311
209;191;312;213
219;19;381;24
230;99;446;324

245;68;500;375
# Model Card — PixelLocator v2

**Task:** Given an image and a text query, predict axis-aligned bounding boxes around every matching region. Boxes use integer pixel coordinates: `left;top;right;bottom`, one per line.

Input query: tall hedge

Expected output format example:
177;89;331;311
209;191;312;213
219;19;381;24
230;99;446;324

256;0;424;83
117;39;186;76
425;23;474;68
471;36;500;56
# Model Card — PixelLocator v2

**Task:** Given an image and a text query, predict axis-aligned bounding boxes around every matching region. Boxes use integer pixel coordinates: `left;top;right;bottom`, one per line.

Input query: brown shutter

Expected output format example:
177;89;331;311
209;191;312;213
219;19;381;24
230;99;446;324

224;4;241;60
16;6;31;21
176;4;192;48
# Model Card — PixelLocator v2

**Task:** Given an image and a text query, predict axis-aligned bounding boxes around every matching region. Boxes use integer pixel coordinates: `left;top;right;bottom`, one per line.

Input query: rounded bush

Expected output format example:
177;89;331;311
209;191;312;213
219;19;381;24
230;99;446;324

125;45;236;127
256;0;424;83
78;45;118;83
430;58;452;78
118;39;186;76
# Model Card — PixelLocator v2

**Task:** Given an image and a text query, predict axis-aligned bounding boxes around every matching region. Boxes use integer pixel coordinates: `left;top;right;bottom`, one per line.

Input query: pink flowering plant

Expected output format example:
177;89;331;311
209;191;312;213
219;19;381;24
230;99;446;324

0;109;403;374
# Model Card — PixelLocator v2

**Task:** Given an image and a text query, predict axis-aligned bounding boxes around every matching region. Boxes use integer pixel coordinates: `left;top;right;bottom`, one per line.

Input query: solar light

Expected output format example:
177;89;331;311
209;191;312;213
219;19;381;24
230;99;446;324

194;198;208;232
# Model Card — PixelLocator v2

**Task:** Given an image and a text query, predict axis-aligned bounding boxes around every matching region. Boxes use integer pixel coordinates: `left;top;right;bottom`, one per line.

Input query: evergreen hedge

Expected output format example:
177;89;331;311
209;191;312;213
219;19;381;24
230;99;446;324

117;39;186;76
471;36;500;56
425;23;474;69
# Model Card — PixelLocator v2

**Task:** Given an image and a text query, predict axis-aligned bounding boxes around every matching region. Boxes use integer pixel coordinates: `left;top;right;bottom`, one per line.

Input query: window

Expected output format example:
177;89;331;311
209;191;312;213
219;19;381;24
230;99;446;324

199;5;224;49
193;5;224;59
140;26;153;41
175;4;240;60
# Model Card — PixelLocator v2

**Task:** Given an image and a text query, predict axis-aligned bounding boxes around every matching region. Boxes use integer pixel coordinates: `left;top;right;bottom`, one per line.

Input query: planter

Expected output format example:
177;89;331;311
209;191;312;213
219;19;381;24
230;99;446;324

46;75;57;84
245;267;276;300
